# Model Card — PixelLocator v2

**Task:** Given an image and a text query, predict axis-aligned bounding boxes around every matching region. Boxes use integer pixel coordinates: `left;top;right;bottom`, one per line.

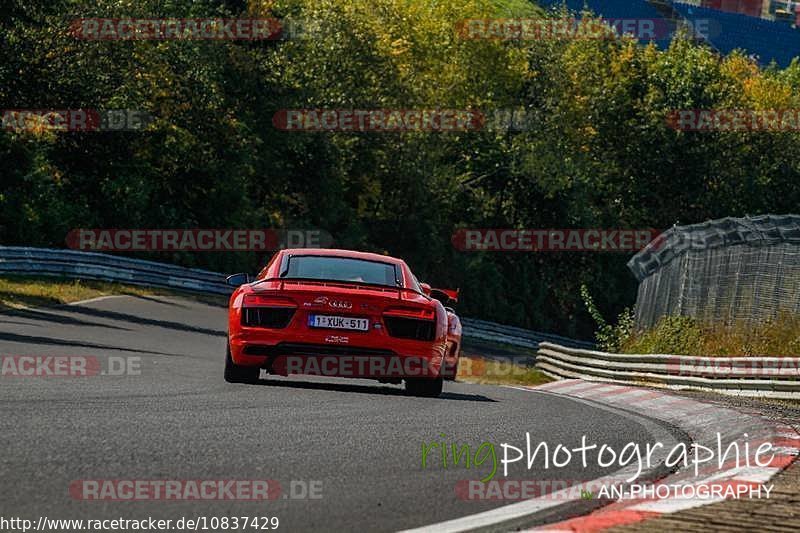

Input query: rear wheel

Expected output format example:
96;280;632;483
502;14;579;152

405;377;443;398
443;358;459;381
224;345;261;384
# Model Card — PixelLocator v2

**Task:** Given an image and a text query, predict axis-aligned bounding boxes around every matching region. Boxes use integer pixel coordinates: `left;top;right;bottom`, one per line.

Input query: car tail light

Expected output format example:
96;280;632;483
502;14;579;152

242;294;297;328
383;307;436;341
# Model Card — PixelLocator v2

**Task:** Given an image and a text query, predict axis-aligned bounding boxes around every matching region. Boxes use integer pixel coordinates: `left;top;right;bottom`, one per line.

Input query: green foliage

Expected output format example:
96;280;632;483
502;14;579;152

623;315;703;355
623;313;800;356
581;284;633;352
2;1;800;338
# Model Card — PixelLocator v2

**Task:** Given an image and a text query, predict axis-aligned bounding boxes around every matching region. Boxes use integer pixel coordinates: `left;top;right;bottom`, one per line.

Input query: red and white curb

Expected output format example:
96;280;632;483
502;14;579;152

526;379;800;531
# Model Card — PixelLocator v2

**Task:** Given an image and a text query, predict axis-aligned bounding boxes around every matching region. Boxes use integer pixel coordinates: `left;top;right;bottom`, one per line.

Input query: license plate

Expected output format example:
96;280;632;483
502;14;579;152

308;314;369;331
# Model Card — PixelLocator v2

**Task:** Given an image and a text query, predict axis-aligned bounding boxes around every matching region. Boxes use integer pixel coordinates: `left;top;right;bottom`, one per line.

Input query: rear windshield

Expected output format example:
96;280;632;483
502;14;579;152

280;255;402;288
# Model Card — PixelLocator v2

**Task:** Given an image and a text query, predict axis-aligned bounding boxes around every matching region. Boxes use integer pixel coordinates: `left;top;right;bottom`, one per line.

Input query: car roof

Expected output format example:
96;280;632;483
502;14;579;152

280;248;405;266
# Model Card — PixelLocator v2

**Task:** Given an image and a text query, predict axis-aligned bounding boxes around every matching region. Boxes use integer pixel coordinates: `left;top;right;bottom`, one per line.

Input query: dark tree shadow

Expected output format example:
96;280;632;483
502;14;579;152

0;306;132;331
63;306;225;337
0;331;174;356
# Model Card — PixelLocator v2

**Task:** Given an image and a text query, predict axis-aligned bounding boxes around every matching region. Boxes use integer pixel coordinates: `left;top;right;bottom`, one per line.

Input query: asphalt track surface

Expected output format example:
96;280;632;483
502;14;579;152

0;296;678;531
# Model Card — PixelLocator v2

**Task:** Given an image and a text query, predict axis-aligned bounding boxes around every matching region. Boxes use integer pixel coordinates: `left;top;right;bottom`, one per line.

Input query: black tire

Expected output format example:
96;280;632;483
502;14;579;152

224;345;261;384
405;377;443;398
443;359;459;382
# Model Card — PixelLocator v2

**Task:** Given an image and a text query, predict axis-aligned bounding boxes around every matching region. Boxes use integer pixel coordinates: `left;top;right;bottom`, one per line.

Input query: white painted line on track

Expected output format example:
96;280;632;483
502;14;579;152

67;295;128;306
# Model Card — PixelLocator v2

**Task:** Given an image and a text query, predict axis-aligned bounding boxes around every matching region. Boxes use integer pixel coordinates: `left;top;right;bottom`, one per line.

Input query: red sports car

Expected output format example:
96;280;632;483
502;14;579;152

224;248;461;397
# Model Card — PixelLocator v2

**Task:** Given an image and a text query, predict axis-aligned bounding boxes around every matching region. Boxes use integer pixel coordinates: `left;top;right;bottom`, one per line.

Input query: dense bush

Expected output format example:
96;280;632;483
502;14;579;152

615;313;800;356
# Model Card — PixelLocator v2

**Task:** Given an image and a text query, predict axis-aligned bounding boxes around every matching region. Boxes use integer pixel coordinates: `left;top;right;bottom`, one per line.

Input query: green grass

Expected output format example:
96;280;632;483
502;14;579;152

0;275;227;310
458;337;552;386
456;355;552;386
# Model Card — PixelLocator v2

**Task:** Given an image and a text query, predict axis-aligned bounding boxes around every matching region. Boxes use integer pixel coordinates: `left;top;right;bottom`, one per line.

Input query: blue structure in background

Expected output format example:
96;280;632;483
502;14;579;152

537;1;800;67
671;2;800;67
537;0;662;18
536;0;672;49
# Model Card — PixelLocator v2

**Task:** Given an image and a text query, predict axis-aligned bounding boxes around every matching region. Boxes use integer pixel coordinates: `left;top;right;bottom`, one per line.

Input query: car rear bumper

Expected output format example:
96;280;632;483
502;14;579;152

230;335;445;379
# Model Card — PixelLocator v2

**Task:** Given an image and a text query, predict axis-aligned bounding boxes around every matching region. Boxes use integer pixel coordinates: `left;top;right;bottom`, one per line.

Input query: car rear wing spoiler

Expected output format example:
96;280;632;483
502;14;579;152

430;288;459;304
252;277;458;303
255;277;423;297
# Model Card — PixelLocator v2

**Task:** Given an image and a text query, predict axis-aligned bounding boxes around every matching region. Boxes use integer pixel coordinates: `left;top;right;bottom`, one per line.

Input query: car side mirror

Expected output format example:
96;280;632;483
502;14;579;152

226;273;250;286
419;282;432;296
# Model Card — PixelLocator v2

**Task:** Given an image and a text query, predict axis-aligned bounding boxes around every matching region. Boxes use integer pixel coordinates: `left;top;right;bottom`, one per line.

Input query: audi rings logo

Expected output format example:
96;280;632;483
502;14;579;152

328;300;352;310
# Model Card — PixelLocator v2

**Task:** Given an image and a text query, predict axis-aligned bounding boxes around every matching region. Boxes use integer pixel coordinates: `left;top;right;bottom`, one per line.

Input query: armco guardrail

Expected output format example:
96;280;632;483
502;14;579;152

0;247;591;351
460;318;595;351
537;342;800;399
0;246;231;295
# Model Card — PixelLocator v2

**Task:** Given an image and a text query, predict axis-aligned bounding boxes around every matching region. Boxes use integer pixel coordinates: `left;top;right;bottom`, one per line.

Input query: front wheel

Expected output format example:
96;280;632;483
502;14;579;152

405;377;443;398
224;345;261;384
